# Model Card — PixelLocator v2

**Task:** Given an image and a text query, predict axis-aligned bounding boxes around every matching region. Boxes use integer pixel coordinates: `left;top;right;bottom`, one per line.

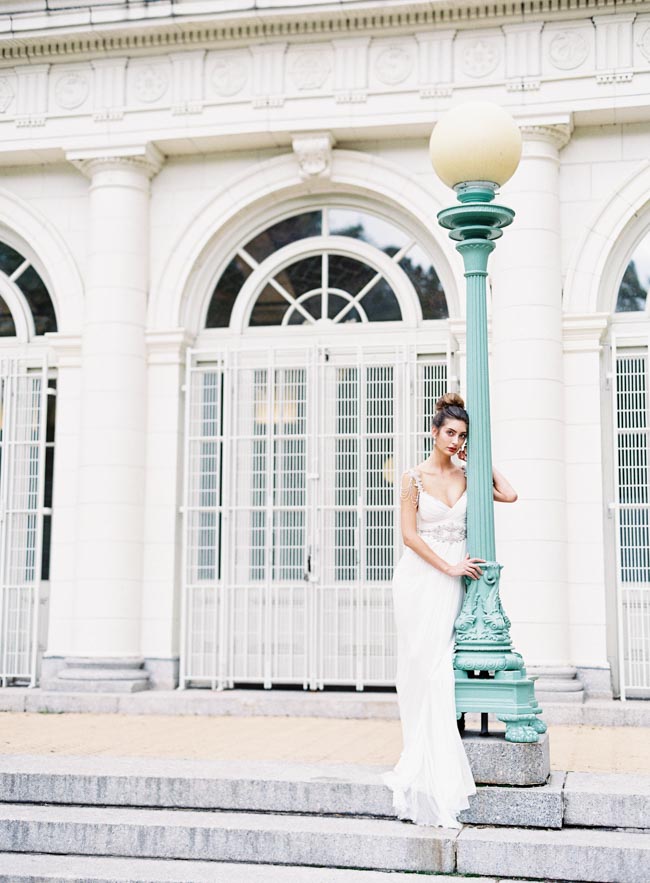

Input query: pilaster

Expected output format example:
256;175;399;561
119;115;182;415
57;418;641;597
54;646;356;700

562;313;611;679
141;329;194;690
40;334;82;682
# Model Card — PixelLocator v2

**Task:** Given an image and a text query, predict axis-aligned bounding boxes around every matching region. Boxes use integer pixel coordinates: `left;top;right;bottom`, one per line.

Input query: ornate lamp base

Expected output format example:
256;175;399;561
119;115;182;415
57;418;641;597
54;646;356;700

452;561;547;743
454;669;547;743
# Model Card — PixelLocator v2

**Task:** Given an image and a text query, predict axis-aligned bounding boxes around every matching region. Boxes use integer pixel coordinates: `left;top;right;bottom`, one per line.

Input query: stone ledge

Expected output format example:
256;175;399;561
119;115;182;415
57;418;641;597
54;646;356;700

1;688;649;727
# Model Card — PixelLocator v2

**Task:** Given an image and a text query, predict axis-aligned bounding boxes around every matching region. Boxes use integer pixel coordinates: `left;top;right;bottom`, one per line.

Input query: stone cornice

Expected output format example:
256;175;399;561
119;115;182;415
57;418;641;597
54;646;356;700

0;1;649;63
44;332;82;367
562;313;609;352
145;329;195;365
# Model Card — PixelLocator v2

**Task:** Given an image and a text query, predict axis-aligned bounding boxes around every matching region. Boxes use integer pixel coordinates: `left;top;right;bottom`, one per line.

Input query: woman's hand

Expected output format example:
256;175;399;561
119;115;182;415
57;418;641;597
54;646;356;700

445;554;484;580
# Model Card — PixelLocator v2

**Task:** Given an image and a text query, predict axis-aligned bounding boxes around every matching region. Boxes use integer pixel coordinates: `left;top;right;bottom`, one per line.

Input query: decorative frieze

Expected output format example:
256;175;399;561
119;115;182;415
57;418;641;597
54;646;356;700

455;30;504;82
370;39;417;90
14;63;49;127
207;50;250;100
0;74;15;114
52;66;91;113
92;58;126;121
251;43;286;108
287;44;333;92
0;18;646;137
543;21;594;74
594;14;634;84
415;31;454;98
128;58;171;107
503;23;542;91
333;38;369;104
170;51;204;115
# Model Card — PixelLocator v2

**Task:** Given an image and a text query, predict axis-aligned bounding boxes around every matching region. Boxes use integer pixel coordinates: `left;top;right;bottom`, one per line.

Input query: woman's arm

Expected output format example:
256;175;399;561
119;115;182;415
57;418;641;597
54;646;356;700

399;472;484;579
492;466;517;503
457;450;517;503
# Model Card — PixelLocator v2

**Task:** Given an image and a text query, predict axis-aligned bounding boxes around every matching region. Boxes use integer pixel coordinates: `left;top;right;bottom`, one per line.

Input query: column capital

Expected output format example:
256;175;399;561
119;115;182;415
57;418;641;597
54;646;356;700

66;143;164;180
519;122;573;151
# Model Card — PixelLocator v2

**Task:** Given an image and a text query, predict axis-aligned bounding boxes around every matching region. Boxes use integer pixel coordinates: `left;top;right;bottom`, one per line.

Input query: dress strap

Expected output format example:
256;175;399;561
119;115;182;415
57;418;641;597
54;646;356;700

409;468;424;493
400;468;422;504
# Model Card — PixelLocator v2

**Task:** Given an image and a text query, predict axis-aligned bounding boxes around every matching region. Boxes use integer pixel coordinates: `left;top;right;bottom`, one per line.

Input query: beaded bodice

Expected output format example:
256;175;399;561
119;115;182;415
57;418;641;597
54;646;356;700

403;467;467;544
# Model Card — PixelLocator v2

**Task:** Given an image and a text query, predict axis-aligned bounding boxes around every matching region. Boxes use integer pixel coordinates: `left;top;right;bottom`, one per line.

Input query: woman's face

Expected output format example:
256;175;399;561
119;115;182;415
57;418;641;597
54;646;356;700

433;418;468;455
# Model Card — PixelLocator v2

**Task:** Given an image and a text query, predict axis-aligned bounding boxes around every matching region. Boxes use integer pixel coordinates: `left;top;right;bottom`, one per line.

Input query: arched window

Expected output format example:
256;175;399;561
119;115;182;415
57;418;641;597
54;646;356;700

615;233;650;313
206;207;447;329
0;240;57;338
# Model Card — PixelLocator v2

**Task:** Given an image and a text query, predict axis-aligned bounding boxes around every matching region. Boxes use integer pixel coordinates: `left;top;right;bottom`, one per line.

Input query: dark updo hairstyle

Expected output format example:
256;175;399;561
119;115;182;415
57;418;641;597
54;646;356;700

432;392;469;430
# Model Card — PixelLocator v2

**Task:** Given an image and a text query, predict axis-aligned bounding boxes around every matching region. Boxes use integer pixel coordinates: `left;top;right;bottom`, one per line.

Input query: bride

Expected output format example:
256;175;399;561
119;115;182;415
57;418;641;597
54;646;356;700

382;392;517;828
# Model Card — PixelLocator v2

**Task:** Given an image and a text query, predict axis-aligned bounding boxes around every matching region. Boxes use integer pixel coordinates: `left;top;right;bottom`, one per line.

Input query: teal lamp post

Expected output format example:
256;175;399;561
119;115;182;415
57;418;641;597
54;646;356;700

429;102;546;743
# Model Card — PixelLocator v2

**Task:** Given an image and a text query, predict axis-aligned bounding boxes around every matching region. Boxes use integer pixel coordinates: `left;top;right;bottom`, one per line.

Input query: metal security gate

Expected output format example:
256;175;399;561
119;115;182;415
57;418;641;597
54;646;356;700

611;337;650;698
0;358;49;686
181;344;449;689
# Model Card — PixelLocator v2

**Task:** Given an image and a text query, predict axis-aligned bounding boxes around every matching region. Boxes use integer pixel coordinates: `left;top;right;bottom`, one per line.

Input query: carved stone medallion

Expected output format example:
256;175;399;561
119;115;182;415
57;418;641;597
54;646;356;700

211;56;249;97
0;78;14;113
288;51;331;90
461;39;501;78
55;73;90;110
374;46;414;85
638;27;650;61
134;65;169;103
548;30;589;70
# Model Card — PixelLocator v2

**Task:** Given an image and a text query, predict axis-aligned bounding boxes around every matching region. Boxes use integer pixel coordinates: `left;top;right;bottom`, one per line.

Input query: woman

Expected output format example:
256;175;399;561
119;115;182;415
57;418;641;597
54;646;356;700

381;392;517;828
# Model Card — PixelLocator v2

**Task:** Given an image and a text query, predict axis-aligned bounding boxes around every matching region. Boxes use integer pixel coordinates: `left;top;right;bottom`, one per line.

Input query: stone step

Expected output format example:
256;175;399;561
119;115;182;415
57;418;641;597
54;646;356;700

564;772;650;830
0;754;563;829
457;826;650;883
0;803;458;873
0;853;497;883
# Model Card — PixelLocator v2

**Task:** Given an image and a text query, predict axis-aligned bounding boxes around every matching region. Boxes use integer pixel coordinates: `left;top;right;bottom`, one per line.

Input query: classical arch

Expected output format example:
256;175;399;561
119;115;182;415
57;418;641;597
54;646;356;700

0;188;84;336
149;149;462;334
564;159;650;315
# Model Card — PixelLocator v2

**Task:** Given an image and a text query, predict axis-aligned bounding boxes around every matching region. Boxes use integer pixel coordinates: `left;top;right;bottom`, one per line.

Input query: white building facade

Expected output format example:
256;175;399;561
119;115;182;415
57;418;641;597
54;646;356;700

0;0;648;699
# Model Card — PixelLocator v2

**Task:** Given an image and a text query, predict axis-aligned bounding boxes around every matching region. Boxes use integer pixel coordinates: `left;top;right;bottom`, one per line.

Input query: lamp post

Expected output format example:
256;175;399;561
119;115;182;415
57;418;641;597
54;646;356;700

430;102;546;743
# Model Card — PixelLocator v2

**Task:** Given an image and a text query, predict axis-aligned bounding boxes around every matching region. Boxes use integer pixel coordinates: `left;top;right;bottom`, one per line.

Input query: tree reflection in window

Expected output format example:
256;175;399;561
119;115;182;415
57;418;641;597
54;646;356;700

0;242;57;336
206;207;448;328
0;295;16;337
616;235;650;313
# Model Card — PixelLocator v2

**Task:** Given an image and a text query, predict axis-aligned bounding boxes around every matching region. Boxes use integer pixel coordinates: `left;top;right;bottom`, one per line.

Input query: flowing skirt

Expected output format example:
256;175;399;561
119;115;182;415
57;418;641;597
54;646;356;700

382;539;476;827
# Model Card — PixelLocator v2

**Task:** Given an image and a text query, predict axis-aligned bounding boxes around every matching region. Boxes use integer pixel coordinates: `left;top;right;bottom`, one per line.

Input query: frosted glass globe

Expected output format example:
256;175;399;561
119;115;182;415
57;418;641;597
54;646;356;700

429;102;522;189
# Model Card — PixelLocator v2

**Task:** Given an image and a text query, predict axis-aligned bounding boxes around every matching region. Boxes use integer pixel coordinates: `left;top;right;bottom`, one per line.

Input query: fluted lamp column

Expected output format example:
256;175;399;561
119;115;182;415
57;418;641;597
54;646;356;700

429;102;546;742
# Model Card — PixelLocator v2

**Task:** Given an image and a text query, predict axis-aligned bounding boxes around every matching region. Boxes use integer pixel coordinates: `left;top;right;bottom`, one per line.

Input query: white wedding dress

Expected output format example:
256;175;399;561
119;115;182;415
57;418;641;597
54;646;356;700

382;467;476;828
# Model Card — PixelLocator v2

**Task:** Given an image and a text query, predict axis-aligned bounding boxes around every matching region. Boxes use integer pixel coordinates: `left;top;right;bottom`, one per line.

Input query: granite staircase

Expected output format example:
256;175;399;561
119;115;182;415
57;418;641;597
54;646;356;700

0;752;648;882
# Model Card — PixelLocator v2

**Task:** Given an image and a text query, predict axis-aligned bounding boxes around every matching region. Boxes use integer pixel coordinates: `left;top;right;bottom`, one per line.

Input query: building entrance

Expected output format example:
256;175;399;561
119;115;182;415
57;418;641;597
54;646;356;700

181;344;450;690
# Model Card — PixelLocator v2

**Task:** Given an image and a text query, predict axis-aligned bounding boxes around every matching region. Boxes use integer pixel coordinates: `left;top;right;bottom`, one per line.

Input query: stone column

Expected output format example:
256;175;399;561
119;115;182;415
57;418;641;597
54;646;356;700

50;146;162;692
491;123;572;673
